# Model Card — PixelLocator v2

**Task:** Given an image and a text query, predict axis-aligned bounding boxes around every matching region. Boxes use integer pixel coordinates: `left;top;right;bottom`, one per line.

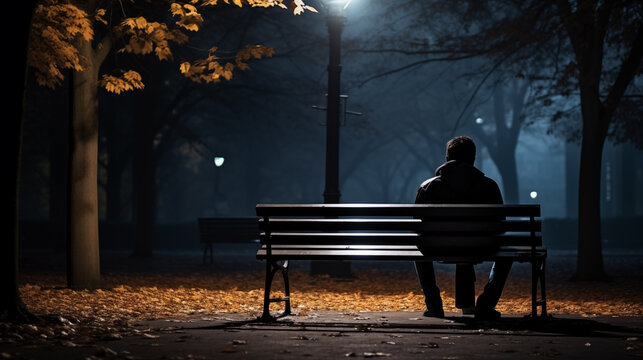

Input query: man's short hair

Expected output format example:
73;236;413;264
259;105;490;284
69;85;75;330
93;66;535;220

446;136;476;164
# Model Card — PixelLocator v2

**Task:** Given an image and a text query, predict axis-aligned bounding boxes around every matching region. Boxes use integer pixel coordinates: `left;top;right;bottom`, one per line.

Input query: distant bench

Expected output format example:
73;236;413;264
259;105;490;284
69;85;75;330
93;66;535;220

255;203;547;321
198;217;259;264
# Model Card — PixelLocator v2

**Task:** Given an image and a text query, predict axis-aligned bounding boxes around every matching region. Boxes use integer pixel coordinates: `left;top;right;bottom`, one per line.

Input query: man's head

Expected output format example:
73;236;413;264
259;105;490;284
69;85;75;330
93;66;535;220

445;136;476;165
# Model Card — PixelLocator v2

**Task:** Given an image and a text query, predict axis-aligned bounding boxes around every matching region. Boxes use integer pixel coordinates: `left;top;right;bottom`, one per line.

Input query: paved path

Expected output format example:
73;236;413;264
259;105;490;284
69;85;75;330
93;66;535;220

2;311;642;359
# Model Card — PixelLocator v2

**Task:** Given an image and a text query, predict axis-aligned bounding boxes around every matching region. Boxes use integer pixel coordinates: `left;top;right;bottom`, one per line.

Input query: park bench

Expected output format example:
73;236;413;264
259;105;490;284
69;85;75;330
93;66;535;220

255;203;547;321
198;217;259;264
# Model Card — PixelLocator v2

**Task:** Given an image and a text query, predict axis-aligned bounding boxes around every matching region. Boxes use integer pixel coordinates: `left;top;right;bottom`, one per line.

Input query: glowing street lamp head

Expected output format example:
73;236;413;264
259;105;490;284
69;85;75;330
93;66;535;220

475;117;484;125
323;0;352;15
530;191;538;199
214;156;225;167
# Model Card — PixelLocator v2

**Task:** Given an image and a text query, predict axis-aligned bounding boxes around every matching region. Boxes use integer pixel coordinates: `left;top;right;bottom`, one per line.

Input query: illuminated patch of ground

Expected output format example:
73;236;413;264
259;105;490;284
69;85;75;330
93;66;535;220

19;268;643;325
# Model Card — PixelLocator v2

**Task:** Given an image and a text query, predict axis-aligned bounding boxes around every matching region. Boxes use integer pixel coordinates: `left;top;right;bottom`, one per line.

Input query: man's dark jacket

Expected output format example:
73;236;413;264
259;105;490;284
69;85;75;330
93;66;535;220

415;160;505;308
416;160;503;205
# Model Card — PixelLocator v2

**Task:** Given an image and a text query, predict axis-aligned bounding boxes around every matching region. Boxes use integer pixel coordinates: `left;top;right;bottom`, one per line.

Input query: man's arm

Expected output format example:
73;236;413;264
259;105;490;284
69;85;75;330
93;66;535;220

488;179;504;205
489;180;506;231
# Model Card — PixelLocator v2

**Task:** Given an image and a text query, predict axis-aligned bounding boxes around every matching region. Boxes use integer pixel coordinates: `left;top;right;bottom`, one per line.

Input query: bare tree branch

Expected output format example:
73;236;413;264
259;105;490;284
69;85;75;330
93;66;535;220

450;57;507;137
358;54;479;87
350;48;488;56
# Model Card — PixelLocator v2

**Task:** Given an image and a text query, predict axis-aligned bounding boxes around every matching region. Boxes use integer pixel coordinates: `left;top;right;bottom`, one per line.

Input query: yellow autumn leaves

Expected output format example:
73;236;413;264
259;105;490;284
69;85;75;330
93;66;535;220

19;267;643;326
170;3;204;32
29;2;93;88
29;0;316;93
118;17;189;61
179;45;275;83
101;71;145;94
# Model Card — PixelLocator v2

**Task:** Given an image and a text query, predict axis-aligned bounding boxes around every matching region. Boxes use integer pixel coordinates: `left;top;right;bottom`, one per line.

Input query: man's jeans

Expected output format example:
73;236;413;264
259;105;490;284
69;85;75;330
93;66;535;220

415;260;512;311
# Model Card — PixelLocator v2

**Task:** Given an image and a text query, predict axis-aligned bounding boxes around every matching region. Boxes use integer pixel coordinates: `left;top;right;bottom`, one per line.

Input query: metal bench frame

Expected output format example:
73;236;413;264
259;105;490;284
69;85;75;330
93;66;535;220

256;204;547;321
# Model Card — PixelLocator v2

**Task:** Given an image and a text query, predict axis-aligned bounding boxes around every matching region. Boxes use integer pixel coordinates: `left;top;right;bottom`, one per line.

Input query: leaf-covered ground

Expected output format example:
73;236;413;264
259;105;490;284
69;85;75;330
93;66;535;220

4;251;642;348
18;267;643;324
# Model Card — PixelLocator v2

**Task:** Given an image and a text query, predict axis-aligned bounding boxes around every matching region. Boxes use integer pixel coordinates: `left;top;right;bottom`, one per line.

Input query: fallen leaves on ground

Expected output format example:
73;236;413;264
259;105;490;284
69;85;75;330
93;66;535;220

4;268;641;346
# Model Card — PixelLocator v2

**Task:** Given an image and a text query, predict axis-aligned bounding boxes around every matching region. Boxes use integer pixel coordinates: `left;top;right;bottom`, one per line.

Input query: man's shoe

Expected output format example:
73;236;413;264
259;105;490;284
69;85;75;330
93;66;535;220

423;307;445;318
474;309;501;321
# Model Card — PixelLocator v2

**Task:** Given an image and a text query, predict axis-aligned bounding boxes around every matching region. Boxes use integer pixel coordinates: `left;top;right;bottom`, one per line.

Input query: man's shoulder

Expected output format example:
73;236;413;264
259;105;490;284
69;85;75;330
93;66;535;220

416;176;446;203
418;176;441;190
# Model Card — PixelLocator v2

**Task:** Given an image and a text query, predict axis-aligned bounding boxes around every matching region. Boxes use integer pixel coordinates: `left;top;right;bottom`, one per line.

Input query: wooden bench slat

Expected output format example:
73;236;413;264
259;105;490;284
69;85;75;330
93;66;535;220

256;203;540;217
256;247;546;262
261;244;546;252
260;233;542;247
258;248;423;259
262;244;420;250
259;218;541;233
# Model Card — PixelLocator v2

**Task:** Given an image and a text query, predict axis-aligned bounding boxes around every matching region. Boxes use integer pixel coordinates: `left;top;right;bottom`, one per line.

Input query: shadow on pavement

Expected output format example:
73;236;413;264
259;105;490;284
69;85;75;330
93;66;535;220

192;314;643;339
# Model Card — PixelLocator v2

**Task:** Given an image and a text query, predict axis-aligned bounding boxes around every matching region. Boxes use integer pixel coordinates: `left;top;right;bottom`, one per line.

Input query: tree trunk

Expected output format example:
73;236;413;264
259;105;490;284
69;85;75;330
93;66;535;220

67;39;101;289
50;74;70;253
131;82;157;257
565;142;580;218
1;0;38;322
575;105;607;280
494;151;519;203
474;81;522;204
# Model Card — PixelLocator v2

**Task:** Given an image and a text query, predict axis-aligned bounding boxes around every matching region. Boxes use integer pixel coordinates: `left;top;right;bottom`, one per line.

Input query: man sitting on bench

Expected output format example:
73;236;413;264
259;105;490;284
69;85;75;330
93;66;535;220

415;135;511;321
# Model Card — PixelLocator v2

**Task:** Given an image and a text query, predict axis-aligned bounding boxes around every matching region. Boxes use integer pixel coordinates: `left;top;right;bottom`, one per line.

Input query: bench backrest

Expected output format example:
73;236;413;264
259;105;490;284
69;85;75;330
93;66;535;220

256;204;541;249
198;217;259;243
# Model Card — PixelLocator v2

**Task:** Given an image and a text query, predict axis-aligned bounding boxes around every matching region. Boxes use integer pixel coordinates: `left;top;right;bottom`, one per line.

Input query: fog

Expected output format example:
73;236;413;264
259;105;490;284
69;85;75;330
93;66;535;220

19;1;643;252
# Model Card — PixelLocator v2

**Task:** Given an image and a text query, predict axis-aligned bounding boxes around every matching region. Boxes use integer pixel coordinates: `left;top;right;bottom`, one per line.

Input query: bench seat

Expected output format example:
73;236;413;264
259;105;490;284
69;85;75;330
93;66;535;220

257;244;546;262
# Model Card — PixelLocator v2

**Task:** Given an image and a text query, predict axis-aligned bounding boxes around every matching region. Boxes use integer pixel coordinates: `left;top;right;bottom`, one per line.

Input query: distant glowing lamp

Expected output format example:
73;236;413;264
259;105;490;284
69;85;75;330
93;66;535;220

530;191;538;199
214;156;225;167
475;117;484;125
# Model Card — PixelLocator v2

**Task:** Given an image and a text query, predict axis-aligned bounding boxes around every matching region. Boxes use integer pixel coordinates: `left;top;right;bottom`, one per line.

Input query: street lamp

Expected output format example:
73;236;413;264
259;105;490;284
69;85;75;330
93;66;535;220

213;156;225;214
322;0;351;204
312;0;353;278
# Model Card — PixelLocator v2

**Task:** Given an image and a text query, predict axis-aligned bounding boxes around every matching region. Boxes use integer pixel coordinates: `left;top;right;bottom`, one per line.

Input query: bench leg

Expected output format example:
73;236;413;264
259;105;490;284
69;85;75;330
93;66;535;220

539;258;547;317
530;257;548;319
531;260;538;318
282;260;291;315
261;260;274;320
203;244;213;265
261;260;291;321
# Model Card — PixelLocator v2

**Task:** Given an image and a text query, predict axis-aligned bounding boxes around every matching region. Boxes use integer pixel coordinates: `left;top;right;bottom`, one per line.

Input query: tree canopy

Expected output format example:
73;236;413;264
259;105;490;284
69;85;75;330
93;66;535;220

29;0;316;92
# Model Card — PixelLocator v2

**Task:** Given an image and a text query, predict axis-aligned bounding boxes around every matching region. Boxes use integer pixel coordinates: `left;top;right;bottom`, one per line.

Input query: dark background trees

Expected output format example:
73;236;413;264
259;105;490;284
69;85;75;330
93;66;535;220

11;0;643;320
2;0;38;321
352;0;643;279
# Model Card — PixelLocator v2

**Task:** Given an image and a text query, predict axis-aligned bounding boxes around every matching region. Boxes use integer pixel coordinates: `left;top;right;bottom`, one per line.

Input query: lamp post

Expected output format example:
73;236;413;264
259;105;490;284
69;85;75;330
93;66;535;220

213;156;224;214
323;0;350;204
311;0;353;277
